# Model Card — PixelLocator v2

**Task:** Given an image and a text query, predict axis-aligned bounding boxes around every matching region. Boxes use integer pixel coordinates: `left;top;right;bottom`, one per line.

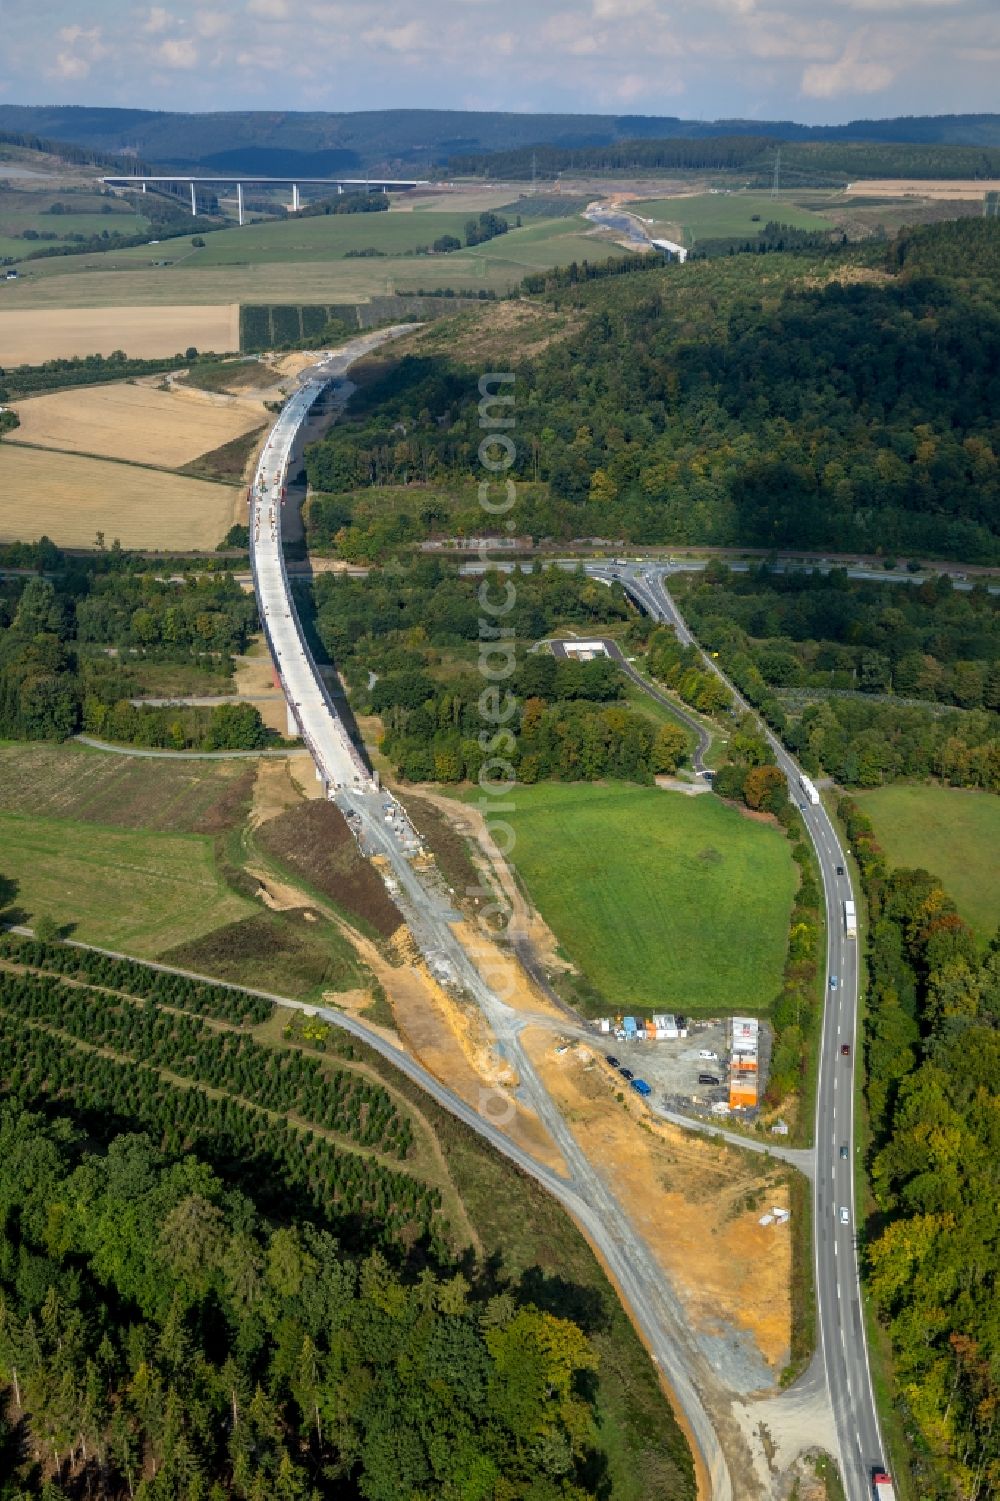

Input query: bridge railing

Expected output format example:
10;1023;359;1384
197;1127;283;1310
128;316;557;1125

251;381;372;790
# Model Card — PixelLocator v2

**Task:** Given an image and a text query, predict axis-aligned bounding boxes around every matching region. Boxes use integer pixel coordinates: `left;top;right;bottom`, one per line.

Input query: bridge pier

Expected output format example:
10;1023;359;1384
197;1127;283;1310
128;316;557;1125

237;181;244;226
286;700;298;739
189;181;197;216
291;183;300;212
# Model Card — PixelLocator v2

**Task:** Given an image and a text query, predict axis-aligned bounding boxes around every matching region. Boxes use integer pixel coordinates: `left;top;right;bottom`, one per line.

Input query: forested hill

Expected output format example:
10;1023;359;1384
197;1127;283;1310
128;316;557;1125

0;104;997;174
450;136;1000;182
306;218;1000;565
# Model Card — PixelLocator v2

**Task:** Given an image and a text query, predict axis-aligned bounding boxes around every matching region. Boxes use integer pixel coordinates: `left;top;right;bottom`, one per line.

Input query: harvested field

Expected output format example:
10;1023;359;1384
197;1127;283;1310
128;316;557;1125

0;444;241;550
0;741;255;833
844;178;1000;198
180;424;268;483
0;304;240;364
255;800;403;939
10;381;266;469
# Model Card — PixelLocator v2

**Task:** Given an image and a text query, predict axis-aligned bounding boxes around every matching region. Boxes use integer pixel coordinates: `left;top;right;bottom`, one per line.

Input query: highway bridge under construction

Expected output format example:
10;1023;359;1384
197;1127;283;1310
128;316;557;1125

248;330;888;1501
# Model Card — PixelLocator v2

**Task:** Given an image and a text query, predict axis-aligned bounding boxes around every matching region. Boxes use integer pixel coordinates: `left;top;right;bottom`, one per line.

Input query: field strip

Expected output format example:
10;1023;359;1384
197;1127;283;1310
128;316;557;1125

4;437;234;481
9;379;265;467
0;302;240;362
0;444;241;550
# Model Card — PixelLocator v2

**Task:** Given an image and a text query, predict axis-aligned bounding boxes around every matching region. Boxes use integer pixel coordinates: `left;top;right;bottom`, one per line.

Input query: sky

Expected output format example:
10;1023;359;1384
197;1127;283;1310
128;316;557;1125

1;0;997;123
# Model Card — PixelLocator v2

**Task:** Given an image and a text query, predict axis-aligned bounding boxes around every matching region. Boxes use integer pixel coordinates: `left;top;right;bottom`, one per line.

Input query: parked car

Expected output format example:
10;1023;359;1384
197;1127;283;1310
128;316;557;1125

839;1206;850;1225
698;1073;721;1086
698;1049;719;1061
630;1079;652;1097
619;1067;634;1081
841;1043;851;1057
606;1055;620;1068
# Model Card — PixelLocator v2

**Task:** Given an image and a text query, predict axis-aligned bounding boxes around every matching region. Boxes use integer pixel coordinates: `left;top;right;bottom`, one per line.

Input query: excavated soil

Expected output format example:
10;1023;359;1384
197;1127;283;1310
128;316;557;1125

256;800;403;939
523;1027;792;1381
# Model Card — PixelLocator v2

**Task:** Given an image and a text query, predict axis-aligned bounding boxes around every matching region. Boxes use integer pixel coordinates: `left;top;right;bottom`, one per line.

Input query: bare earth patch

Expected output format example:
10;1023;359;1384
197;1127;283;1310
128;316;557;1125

523;1027;792;1384
9;381;266;469
0;445;239;550
234;644;288;736
0;303;239;364
255;799;404;940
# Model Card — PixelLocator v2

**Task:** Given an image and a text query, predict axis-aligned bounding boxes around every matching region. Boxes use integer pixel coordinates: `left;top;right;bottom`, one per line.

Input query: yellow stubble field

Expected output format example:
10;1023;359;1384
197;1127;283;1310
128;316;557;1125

0;304;240;364
0;445;241;550
10;381;266;468
845;178;1000;199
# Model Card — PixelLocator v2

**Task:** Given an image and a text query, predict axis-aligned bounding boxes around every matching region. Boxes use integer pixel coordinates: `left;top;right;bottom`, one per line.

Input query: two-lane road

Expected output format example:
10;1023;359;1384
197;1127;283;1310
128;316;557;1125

598;561;886;1501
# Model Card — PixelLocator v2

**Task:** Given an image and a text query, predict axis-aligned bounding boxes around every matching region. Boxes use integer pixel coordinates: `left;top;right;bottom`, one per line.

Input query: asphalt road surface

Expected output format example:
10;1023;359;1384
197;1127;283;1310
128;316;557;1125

592;560;887;1501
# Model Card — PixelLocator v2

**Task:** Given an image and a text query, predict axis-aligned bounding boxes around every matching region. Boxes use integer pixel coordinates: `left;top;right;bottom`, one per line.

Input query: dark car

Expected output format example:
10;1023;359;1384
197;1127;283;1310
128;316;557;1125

836;864;844;875
698;1073;721;1086
839;1144;849;1159
841;1043;851;1058
619;1067;634;1081
606;1055;620;1068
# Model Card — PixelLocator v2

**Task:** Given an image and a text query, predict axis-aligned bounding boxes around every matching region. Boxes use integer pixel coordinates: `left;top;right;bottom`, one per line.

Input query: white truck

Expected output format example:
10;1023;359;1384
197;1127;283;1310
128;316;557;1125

799;773;820;806
845;899;858;939
872;1472;896;1501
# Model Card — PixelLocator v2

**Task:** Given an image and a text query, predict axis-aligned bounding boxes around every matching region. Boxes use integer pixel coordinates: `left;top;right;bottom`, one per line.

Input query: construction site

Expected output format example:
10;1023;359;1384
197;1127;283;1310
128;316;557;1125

586;1012;770;1122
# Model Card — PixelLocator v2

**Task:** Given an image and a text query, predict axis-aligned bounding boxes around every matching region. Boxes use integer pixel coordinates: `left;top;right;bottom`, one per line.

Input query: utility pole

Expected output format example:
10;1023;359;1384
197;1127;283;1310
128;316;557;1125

531;151;537;195
771;146;781;199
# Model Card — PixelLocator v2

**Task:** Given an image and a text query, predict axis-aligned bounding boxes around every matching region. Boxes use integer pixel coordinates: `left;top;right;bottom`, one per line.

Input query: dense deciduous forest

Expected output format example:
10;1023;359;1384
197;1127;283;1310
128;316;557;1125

305;220;1000;564
0;571;268;749
840;800;1000;1500
307;561;687;783
671;566;1000;790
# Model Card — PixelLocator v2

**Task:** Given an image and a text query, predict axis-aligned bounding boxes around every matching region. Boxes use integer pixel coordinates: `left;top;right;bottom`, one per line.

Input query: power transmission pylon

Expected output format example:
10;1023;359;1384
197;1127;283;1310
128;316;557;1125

771;146;781;199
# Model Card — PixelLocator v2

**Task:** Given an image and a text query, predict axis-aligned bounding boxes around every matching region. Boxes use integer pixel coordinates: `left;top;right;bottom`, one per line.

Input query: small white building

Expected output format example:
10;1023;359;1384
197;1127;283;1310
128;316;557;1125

652;1012;679;1040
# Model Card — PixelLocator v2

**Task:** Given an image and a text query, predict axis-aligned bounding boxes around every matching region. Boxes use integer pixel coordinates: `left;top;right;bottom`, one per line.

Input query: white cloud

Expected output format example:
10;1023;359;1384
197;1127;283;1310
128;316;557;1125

801;31;894;96
591;0;654;18
143;6;171;33
195;10;232;38
837;0;964;9
159;36;200;67
49;51;92;80
246;0;290;18
362;19;427;53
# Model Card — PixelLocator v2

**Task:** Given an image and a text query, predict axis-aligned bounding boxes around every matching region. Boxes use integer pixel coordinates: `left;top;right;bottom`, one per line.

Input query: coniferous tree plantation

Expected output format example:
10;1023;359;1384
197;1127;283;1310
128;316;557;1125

0;939;694;1499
